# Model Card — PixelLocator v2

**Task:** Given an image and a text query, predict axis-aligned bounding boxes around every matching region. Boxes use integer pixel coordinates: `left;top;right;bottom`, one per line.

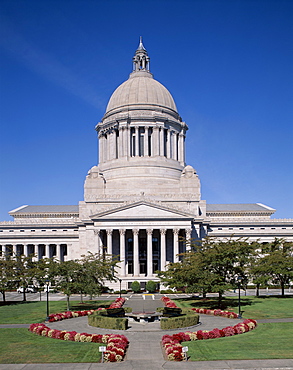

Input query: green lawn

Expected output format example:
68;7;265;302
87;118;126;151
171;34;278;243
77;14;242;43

182;323;293;361
0;300;112;324
0;328;102;363
175;295;293;319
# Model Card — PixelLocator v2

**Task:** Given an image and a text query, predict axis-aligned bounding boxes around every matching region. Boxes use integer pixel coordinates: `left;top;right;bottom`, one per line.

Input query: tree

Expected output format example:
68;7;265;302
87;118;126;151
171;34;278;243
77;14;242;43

146;280;157;293
54;259;81;310
14;254;39;302
78;252;118;300
131;281;140;293
250;239;293;297
0;256;16;302
158;237;255;305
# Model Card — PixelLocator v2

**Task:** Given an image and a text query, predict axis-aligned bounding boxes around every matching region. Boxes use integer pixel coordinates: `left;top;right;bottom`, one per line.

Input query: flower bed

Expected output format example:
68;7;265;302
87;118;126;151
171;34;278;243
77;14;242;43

29;298;128;362
191;307;238;319
161;308;257;361
161;296;179;308
47;298;126;322
29;323;128;362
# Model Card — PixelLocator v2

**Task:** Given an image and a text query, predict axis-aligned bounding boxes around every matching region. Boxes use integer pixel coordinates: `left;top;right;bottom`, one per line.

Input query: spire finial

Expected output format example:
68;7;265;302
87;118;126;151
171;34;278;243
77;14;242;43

133;37;150;72
137;36;146;51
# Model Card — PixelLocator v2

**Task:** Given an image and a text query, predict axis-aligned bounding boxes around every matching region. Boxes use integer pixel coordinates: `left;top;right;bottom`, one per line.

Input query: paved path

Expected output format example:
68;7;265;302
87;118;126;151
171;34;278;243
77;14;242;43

1;294;292;369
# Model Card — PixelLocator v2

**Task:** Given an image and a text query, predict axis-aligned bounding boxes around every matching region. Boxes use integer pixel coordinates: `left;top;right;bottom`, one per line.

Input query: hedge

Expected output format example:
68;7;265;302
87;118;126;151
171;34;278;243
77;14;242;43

88;311;128;330
160;311;199;330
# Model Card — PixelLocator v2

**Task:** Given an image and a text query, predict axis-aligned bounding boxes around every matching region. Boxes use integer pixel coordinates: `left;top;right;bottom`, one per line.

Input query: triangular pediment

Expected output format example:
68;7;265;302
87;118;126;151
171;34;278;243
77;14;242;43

90;201;194;220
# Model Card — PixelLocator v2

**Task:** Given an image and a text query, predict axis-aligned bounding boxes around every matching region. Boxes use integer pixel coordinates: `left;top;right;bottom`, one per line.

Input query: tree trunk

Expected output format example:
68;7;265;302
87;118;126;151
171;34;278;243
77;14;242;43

218;291;223;307
281;282;285;297
255;284;260;297
80;292;83;303
66;295;70;311
1;291;6;302
22;291;26;302
39;291;42;301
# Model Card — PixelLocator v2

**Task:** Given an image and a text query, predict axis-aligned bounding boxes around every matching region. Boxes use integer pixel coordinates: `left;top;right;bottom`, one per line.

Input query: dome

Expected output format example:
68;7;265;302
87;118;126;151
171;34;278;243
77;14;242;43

105;71;177;114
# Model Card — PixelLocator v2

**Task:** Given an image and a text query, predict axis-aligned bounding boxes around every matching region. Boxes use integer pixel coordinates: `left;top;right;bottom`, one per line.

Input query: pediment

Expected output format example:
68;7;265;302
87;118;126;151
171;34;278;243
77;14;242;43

90;201;194;220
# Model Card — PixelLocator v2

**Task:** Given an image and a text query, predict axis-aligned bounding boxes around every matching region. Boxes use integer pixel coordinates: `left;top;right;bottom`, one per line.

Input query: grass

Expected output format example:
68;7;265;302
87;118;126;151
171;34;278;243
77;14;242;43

182;323;293;361
175;295;293;319
0;300;112;324
0;328;102;363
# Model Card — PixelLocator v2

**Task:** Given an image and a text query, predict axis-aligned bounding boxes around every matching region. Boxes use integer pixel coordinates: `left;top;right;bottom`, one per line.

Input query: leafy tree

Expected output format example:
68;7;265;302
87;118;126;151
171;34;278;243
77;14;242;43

251;239;293;297
54;259;81;310
14;254;39;302
146;280;157;293
0;256;16;301
30;257;55;301
158;237;255;305
131;280;140;293
78;252;118;301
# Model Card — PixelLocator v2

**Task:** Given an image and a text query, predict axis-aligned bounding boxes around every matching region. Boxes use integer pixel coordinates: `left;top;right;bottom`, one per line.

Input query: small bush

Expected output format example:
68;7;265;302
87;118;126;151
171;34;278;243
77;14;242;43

131;281;141;293
88;311;128;330
160;312;199;330
160;289;174;294
146;280;157;293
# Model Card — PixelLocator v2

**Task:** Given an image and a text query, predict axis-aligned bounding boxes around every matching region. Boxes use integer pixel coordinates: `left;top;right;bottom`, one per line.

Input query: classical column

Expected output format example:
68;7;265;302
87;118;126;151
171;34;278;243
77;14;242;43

135;127;139;156
44;244;49;259
106;229;113;255
160;228;167;271
98;133;103;163
24;244;28;257
153;126;159;156
173;228;179;262
147;228;153;276
55;244;61;261
160;127;164;156
118;127;123;158
94;229;102;255
126;125;130;157
173;132;178;160
167;130;171;158
119;229;126;276
133;229;139;276
144;127;149;156
109;129;116;160
178;132;184;164
185;228;192;251
12;244;17;256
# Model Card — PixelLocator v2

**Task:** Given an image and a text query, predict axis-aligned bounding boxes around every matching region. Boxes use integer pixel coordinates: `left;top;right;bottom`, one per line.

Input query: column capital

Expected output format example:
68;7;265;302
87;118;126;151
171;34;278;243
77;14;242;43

94;229;100;235
132;228;139;235
160;228;167;235
146;228;153;235
119;229;126;235
173;228;179;235
106;229;113;236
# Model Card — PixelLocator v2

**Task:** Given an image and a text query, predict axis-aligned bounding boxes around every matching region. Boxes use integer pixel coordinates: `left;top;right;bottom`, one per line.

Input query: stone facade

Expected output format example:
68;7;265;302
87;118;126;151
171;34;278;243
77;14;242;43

1;39;292;290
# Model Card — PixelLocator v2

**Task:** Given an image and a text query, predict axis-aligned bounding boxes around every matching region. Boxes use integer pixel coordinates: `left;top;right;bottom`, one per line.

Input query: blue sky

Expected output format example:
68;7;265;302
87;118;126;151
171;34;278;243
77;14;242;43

0;0;292;221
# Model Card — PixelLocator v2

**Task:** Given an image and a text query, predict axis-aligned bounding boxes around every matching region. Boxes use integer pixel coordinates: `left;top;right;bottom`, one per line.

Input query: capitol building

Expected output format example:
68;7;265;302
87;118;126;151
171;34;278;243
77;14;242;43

1;39;292;290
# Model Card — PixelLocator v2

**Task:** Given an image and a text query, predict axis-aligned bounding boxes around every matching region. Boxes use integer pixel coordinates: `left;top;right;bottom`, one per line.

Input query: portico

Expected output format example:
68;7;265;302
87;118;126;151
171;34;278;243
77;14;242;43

87;201;198;284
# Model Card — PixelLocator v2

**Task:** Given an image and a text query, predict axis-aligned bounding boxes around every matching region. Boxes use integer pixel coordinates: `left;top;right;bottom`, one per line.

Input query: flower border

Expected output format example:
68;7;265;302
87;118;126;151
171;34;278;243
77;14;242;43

28;298;128;362
161;308;257;361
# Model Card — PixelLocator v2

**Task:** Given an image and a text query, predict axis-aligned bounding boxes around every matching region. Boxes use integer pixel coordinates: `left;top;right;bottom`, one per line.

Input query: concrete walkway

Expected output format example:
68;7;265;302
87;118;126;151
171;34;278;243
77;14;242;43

1;294;292;369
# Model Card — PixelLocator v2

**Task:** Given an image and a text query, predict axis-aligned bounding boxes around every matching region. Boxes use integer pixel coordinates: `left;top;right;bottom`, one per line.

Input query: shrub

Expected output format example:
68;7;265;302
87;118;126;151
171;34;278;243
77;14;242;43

146;280;157;293
131;281;141;293
160;312;199;330
88;312;128;330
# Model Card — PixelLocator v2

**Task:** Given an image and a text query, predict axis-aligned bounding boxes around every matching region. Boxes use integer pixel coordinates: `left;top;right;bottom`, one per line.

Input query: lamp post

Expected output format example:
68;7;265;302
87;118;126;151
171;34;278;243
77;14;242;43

119;279;122;298
45;279;50;322
237;276;243;319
